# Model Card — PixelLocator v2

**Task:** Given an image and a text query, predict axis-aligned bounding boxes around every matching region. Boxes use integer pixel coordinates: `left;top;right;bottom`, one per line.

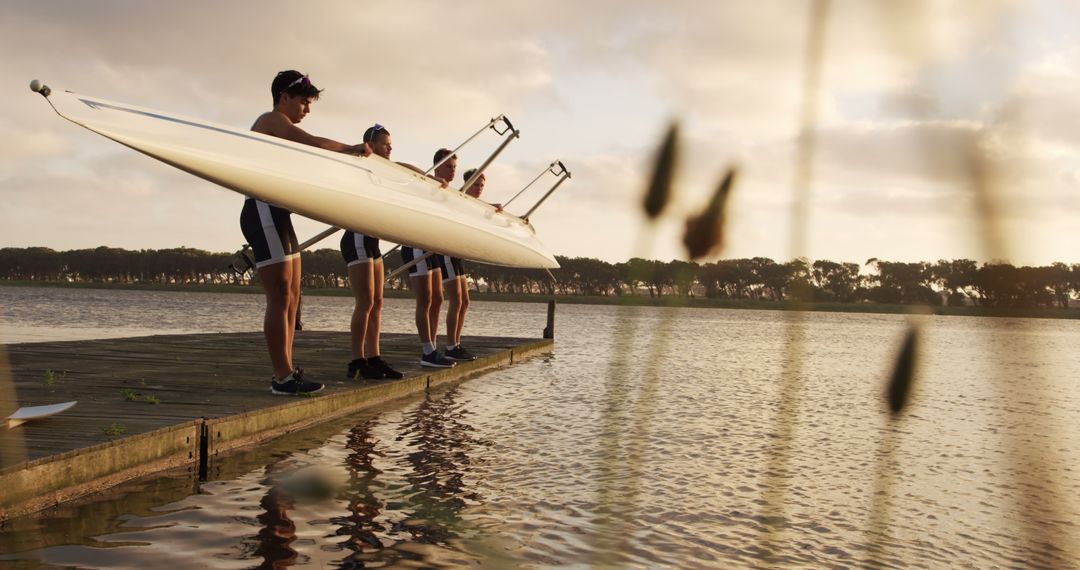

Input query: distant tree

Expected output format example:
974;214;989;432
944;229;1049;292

749;257;786;301
621;258;655;296
643;259;669;297
785;257;813;301
931;259;979;306
973;263;1023;307
1071;264;1080;304
810;259;861;302
555;257;617;296
1045;262;1072;308
866;260;939;305
1;247;1077;311
698;261;732;298
666;260;699;297
1;247;63;280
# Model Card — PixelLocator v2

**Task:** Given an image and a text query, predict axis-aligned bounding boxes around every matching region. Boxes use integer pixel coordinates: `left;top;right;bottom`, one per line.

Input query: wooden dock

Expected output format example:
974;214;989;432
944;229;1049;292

0;329;553;521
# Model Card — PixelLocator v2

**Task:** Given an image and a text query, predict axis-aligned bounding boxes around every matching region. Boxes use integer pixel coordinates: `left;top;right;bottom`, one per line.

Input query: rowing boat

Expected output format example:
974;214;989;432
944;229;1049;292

32;82;559;269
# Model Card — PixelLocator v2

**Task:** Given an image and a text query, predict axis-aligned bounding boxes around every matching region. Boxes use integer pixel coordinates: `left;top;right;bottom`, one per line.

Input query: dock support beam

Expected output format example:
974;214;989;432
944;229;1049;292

543;299;556;339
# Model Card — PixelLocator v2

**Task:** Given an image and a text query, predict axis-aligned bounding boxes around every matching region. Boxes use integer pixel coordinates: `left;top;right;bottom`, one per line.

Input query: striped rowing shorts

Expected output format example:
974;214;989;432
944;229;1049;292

340;231;382;266
239;198;300;268
400;247;439;277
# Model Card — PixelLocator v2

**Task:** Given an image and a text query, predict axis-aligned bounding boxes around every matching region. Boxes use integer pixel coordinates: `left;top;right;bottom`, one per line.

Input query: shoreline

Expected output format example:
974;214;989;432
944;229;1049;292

3;280;1077;320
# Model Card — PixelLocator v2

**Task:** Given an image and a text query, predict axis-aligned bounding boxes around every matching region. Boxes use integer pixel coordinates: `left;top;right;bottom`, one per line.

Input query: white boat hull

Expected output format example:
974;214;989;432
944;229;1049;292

41;88;559;269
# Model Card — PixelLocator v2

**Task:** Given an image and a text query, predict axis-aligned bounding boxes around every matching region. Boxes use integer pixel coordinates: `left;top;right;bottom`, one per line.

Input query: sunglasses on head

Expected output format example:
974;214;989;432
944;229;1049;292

285;74;310;89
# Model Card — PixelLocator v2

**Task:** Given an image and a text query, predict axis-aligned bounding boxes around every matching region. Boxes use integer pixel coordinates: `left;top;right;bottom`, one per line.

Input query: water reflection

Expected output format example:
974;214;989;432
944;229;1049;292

327;386;486;568
332;421;387;565
396;386;481;546
253;489;298;569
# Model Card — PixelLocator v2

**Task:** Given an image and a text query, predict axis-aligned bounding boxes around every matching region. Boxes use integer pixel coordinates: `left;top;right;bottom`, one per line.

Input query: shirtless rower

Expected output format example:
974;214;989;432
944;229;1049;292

242;70;370;396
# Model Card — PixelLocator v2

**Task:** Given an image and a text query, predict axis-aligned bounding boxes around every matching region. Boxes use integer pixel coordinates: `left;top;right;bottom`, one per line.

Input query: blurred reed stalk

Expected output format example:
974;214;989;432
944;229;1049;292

873;1;1070;559
590;122;679;568
865;323;920;564
967;143;1068;558
624;166;737;533
857;4;940;563
759;0;830;561
591;117;737;568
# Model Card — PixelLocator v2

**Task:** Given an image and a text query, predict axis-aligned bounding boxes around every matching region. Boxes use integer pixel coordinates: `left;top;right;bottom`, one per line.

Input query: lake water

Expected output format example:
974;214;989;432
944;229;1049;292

1;286;1078;568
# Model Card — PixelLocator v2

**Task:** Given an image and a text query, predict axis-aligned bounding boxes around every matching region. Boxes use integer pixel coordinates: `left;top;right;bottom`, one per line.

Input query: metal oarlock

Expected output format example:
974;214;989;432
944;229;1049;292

228;244;256;276
491;115;516;136
460;120;521;195
426;115;514;176
503;160;567;208
520;163;571;219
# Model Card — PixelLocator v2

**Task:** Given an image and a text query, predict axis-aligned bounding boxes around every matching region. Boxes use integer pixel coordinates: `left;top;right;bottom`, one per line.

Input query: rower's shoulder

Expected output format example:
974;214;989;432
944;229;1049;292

251;111;288;134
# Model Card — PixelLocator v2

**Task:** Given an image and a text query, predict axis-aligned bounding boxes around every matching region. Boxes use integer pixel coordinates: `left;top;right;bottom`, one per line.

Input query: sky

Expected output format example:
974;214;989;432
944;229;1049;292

1;0;1077;266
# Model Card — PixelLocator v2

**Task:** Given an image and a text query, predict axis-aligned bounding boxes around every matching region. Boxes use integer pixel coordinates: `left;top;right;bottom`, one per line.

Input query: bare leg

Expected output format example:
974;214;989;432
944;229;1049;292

366;259;384;357
429;270;444;346
258;260;296;379
284;255;301;366
348;261;375;359
444;277;463;346
410;274;433;345
455;277;470;346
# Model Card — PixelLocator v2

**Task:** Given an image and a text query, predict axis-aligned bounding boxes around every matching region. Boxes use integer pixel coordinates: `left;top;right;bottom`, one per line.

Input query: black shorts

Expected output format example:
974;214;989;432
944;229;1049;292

239;198;299;268
436;255;465;282
340;231;382;266
400;247;439;277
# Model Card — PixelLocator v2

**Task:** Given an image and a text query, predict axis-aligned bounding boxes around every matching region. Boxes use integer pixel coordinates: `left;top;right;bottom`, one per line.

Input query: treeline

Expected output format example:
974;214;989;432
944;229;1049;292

1;247;1077;309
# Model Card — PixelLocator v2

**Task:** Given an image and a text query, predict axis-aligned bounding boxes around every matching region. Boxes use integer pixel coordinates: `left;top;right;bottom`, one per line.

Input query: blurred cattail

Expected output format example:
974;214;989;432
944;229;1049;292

683;167;737;260
886;326;919;415
966;142;1008;262
643;122;680;219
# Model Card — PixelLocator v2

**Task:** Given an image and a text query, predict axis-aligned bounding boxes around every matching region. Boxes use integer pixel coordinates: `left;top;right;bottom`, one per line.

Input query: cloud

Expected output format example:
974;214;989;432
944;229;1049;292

0;117;73;165
1;0;1077;267
0;151;240;251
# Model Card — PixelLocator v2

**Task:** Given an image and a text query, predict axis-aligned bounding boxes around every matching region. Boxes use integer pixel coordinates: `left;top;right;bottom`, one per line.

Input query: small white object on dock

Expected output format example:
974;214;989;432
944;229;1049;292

6;401;77;429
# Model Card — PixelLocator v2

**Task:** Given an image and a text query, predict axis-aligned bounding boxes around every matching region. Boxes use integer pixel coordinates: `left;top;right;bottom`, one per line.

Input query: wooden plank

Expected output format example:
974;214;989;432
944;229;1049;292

0;330;553;521
1;331;541;463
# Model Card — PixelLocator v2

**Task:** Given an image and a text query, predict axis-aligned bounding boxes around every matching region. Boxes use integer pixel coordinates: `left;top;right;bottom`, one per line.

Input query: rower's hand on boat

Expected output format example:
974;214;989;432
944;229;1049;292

433;176;450;189
347;143;372;157
492;203;504;213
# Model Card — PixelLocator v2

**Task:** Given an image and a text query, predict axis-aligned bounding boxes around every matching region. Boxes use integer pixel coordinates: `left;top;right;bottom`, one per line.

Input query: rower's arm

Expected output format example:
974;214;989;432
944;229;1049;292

256;115;370;156
285;124;370;156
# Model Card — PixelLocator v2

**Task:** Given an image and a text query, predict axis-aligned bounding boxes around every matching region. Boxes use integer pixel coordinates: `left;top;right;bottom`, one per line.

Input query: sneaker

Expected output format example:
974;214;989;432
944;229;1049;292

444;345;477;361
420;350;456;368
367;356;403;379
271;368;324;396
347;358;385;380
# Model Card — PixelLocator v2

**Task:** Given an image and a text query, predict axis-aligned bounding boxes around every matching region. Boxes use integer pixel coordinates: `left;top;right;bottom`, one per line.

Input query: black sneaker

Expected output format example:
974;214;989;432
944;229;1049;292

367;356;403;379
420;351;456;368
347;358;385;380
271;368;324;396
444;345;477;361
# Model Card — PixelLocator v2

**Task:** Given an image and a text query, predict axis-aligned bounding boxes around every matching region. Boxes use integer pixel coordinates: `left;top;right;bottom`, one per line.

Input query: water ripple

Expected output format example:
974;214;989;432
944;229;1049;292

1;290;1079;567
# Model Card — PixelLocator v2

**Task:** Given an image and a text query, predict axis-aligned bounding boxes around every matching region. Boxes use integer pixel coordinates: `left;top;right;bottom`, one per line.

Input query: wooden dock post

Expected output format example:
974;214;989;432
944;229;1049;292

543;299;556;339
